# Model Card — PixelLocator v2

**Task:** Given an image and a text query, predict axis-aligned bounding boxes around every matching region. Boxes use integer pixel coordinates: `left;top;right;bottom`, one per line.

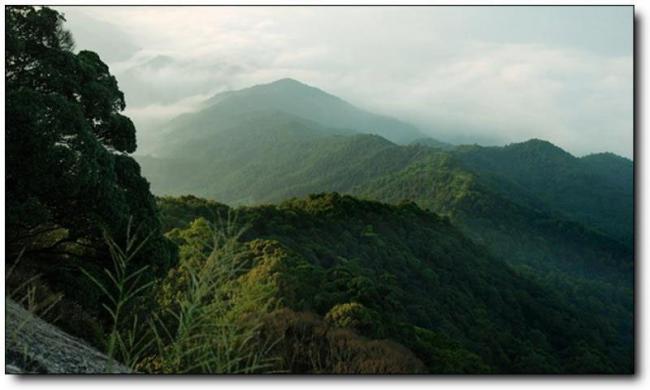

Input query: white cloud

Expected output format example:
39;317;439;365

124;92;213;124
55;6;633;158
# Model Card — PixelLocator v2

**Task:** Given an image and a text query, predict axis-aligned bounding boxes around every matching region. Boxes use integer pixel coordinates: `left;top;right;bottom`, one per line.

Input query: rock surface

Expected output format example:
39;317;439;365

5;299;130;374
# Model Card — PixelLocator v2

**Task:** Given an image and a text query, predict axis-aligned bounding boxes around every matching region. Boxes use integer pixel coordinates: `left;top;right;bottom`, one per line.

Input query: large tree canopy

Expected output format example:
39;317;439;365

5;6;175;286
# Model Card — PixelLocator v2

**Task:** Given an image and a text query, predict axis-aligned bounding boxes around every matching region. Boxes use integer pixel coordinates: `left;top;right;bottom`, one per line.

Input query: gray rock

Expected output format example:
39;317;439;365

5;298;130;374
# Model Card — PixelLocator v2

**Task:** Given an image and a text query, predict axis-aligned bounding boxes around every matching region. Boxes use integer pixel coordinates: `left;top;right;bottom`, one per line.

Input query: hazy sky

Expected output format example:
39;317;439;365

55;6;633;158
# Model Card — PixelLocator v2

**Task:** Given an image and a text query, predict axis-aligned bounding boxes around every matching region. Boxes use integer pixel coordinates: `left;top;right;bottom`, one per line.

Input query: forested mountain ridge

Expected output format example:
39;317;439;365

155;194;632;373
454;139;633;247
136;106;633;285
410;137;455;150
353;149;632;281
138;80;633;256
138;112;431;205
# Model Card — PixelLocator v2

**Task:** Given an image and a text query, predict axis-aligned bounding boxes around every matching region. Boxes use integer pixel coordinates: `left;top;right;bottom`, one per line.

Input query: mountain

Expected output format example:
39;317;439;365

156;193;632;373
353;151;632;282
580;152;634;189
143;132;633;361
138;117;632;277
138;105;436;204
136;79;633;373
145;78;431;156
453;139;633;247
141;81;632;254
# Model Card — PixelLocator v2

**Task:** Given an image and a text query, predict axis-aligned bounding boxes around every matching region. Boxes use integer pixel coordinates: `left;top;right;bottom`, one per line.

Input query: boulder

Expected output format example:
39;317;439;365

5;299;130;374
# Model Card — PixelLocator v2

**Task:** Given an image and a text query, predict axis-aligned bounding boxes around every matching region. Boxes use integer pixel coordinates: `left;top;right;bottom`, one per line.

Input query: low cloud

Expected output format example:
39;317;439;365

56;6;633;158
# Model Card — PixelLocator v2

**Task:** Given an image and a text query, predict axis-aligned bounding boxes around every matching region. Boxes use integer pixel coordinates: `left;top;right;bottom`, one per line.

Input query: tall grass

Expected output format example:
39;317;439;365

145;211;278;373
86;213;278;374
81;217;154;371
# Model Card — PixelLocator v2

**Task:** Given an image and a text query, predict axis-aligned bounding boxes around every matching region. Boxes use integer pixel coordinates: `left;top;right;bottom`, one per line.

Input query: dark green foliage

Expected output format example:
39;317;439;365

454;140;633;247
156;195;231;232
354;150;634;372
5;6;176;343
356;152;632;281
158;194;632;374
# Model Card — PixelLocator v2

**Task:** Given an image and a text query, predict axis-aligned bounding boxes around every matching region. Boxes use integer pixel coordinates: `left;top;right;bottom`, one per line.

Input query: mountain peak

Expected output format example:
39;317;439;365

199;78;425;144
255;78;334;99
267;78;308;87
506;138;575;160
581;152;631;163
516;138;557;148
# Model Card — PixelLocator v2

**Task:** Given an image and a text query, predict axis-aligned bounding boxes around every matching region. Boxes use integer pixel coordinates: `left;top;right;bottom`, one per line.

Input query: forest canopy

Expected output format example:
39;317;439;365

5;6;176;339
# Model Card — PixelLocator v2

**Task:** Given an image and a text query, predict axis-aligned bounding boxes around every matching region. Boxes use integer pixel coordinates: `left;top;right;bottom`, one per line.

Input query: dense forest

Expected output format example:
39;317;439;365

154;194;632;373
5;6;633;374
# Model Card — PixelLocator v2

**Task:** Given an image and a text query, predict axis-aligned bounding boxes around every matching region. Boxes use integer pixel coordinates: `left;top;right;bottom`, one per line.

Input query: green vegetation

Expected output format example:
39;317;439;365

410;137;455;150
137;111;431;204
155;194;632;373
454;140;633;247
355;153;634;371
140;216;278;373
135;99;634;373
356;151;632;280
5;4;175;352
5;6;633;375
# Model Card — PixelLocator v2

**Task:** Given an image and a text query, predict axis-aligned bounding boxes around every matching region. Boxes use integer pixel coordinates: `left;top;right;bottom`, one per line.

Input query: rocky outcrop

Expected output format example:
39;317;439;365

5;299;130;374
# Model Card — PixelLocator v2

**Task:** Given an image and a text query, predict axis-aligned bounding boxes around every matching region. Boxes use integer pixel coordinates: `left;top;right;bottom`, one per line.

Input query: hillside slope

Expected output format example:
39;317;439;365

454;140;633;247
354;151;632;281
157;194;633;374
140;126;632;283
138;110;431;204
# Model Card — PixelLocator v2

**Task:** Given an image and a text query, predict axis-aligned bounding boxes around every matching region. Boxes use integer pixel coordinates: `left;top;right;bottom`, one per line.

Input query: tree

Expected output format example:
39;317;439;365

5;6;176;307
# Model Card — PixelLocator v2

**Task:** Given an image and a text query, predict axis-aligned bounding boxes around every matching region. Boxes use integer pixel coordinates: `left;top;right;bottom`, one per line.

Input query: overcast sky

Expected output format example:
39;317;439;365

55;6;633;158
